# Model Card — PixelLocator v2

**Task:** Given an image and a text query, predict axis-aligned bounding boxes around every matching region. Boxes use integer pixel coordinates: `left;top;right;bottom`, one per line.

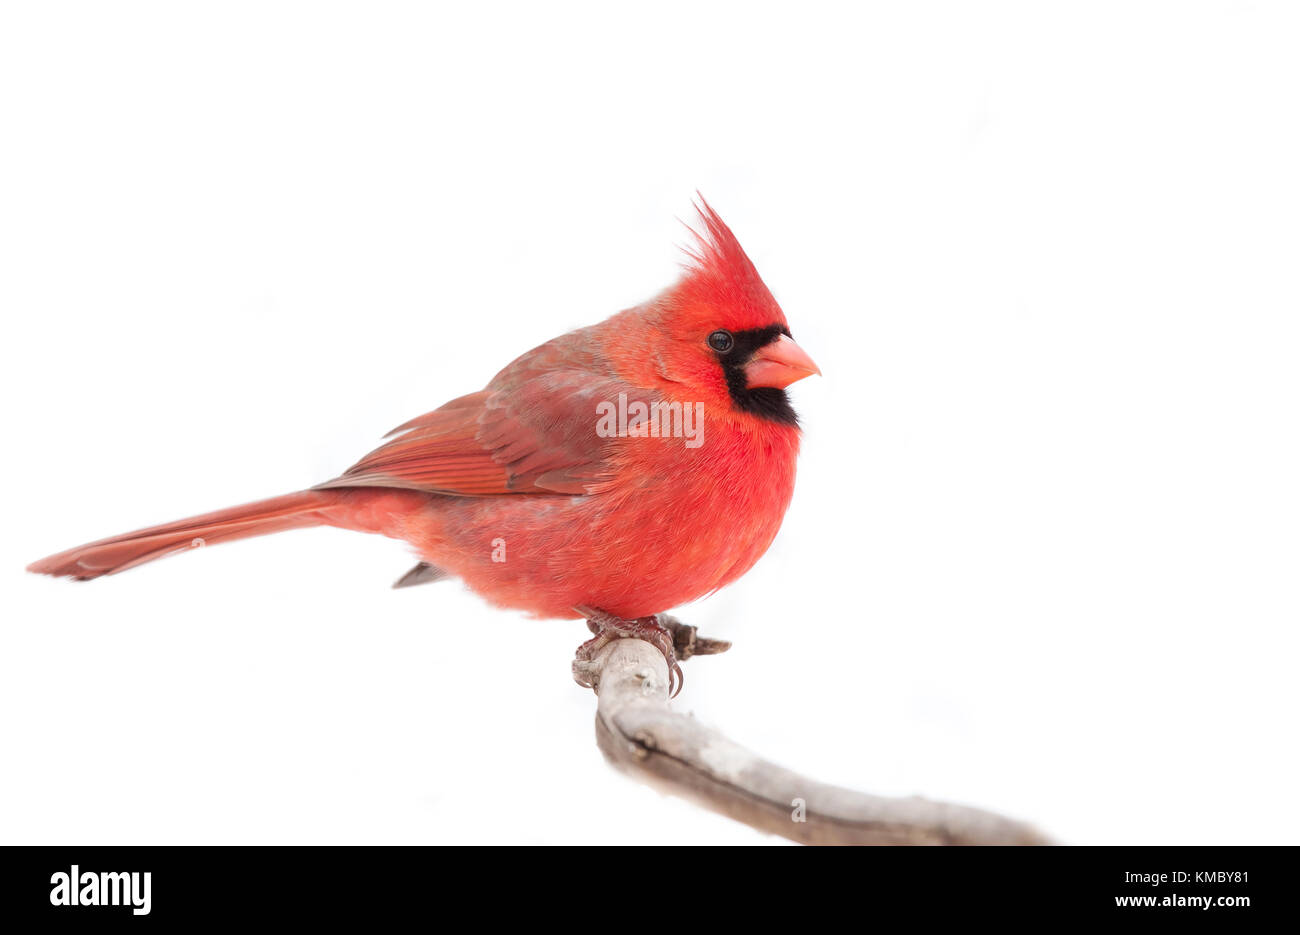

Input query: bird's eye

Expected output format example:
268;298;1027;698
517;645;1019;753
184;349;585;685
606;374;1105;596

708;329;734;353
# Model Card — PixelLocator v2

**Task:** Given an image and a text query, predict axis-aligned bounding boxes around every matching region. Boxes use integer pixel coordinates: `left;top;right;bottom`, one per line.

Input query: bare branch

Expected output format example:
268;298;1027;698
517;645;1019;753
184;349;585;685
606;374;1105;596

585;638;1052;846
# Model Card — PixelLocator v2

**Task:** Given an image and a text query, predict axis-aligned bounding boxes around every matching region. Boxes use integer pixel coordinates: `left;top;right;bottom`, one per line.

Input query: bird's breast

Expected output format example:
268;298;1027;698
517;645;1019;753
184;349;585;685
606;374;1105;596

419;414;800;619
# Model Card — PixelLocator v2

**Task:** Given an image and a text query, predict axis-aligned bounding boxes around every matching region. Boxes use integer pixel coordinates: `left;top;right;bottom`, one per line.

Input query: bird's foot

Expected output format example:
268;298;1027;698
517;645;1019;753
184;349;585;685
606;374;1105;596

571;607;731;697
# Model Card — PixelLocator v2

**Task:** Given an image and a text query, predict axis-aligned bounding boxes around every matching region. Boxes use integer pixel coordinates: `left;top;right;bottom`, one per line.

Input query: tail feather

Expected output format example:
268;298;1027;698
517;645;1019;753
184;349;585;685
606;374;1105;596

27;490;337;580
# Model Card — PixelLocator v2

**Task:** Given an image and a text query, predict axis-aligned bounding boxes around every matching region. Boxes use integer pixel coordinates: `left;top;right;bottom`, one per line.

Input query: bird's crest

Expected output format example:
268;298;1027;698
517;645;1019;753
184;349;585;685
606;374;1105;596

675;196;787;330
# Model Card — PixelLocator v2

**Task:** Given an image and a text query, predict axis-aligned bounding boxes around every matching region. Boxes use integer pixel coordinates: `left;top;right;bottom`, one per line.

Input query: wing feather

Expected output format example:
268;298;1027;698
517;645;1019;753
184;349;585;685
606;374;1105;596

317;371;631;497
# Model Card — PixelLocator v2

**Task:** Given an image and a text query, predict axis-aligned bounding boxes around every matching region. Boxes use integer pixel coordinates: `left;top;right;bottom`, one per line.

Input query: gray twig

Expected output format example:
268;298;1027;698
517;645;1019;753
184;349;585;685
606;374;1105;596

584;638;1052;846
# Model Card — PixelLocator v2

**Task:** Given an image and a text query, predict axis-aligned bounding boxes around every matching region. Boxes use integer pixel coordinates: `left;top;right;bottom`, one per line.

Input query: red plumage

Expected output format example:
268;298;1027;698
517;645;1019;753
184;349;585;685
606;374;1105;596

28;200;819;622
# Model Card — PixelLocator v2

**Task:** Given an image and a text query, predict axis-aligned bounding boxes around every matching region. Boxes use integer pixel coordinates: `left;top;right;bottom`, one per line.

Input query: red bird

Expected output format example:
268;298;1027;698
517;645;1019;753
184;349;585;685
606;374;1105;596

28;201;819;691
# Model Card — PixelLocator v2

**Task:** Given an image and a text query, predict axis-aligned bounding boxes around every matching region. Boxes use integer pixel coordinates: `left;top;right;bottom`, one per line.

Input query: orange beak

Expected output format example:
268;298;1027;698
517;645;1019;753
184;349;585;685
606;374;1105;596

744;334;822;389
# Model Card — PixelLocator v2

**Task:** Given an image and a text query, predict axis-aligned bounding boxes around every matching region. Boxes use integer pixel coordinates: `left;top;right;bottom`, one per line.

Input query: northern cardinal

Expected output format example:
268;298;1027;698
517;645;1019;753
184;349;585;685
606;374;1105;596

28;200;819;691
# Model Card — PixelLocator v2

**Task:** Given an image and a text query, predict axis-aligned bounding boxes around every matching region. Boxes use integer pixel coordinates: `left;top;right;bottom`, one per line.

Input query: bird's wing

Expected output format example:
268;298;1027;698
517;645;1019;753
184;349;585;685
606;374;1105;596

317;371;629;496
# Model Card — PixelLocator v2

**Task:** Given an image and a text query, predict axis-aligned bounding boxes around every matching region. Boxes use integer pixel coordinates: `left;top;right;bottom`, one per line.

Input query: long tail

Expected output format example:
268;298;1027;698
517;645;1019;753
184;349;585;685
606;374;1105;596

27;490;343;581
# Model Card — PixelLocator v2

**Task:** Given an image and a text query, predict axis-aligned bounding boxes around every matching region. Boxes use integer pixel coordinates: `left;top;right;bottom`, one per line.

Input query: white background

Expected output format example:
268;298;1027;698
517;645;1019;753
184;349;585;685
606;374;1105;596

2;2;1297;845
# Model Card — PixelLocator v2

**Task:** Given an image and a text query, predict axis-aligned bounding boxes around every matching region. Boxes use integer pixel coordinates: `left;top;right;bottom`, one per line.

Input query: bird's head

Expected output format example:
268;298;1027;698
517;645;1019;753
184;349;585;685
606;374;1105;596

629;199;819;425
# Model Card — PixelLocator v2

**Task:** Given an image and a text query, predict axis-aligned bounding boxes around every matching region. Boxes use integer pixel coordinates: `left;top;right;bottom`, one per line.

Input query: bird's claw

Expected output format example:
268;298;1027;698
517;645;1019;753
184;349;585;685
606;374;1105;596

658;613;732;661
571;608;730;697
